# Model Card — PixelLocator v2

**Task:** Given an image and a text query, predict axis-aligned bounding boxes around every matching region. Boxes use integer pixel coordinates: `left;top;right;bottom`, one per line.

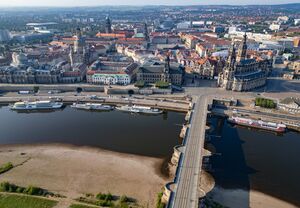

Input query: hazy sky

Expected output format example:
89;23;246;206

0;0;299;7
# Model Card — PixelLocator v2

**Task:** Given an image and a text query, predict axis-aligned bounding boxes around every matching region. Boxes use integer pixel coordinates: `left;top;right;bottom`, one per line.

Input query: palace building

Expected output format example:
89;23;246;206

218;34;271;91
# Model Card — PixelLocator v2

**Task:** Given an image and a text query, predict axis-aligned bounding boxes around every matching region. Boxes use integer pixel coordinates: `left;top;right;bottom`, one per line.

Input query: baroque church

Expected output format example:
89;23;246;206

69;27;92;66
218;34;271;91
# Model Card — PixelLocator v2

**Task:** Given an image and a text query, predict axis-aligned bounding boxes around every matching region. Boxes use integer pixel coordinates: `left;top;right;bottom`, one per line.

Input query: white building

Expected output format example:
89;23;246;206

294;19;300;26
86;60;138;85
177;22;191;29
277;16;289;24
269;23;281;31
91;73;131;85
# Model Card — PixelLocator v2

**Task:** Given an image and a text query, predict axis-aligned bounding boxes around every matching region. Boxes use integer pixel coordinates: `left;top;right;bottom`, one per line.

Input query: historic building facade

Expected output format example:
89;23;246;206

218;34;271;91
86;60;138;85
137;56;184;85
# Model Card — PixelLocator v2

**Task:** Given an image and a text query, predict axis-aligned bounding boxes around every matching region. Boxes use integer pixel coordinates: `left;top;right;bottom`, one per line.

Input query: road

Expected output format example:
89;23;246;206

171;95;208;208
233;108;300;122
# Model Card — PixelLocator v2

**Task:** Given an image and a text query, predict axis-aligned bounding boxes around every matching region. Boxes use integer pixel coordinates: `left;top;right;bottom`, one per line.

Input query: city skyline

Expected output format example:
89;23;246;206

0;0;299;7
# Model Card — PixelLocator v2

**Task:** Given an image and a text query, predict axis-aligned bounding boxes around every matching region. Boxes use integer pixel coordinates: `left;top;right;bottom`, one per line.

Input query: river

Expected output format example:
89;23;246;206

0;105;185;158
206;115;300;208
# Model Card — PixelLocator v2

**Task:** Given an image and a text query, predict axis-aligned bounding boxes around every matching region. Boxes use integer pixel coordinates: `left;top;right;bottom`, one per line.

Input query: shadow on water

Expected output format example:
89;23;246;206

205;115;256;208
205;114;300;208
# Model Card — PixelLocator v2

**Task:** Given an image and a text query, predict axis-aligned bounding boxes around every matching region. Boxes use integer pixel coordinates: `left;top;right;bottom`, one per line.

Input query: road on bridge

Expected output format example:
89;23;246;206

171;95;208;208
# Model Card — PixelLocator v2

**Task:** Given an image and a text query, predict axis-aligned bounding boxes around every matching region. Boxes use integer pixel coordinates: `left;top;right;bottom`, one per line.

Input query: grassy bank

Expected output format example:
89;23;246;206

76;192;138;208
0;194;58;208
70;204;97;208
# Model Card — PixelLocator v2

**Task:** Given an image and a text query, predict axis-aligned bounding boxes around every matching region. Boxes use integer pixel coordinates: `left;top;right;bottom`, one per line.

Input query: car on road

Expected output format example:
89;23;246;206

90;95;98;99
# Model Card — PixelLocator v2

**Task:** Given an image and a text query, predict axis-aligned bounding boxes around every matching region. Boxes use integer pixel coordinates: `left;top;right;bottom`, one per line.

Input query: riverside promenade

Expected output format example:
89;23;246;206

169;95;209;208
0;93;191;112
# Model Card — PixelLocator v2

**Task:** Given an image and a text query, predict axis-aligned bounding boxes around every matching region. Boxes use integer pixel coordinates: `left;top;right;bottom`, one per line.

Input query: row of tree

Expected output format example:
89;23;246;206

255;98;277;109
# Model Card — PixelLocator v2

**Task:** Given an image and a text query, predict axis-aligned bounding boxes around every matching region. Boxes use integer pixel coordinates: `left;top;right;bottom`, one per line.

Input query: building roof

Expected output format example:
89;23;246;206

237;58;257;66
96;33;126;38
280;97;300;105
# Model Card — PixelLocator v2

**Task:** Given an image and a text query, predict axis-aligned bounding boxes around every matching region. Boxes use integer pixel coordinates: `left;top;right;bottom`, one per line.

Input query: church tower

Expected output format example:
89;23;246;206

69;46;74;67
143;22;149;42
105;16;112;34
220;42;236;90
227;42;236;68
162;55;171;83
164;55;170;73
74;27;85;54
236;32;247;62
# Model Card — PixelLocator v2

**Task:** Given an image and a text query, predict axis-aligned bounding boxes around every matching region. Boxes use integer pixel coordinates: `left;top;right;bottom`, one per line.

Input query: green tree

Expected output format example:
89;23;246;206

33;86;39;94
24;186;43;196
155;81;170;89
134;80;145;88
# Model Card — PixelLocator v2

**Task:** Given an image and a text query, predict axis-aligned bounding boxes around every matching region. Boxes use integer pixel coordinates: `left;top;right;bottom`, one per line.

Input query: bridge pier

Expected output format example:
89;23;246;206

179;125;188;138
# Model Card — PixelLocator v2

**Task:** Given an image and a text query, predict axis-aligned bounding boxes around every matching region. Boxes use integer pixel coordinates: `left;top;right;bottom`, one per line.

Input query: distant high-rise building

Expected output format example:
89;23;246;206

105;16;112;34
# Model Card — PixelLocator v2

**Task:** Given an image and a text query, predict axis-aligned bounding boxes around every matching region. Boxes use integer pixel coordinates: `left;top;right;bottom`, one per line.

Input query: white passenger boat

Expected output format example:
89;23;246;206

228;116;286;133
11;100;63;110
71;103;113;111
116;105;163;114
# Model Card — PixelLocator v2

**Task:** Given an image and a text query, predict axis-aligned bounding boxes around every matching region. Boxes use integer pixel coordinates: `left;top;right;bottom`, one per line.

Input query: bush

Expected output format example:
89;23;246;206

96;192;106;200
33;86;39;94
119;195;128;203
16;187;25;193
24;186;43;196
0;162;13;174
134;80;146;88
8;184;17;192
0;182;17;193
0;182;11;192
155;81;170;89
96;192;113;201
105;193;113;201
156;192;165;208
255;98;276;109
0;182;46;196
96;200;113;207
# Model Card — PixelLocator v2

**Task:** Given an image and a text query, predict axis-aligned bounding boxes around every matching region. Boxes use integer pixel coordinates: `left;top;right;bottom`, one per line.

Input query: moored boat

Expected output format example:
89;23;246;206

11;100;63;110
71;103;113;111
228;116;286;133
116;105;163;114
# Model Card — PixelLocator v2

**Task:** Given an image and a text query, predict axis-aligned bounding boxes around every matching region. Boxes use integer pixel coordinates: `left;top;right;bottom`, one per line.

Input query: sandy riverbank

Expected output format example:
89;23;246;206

250;190;298;208
205;185;298;208
0;144;167;207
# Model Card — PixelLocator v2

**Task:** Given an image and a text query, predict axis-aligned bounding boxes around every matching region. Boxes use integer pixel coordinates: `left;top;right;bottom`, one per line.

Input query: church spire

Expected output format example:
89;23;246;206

227;42;236;68
144;22;149;41
105;16;112;34
165;54;170;73
237;32;247;62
